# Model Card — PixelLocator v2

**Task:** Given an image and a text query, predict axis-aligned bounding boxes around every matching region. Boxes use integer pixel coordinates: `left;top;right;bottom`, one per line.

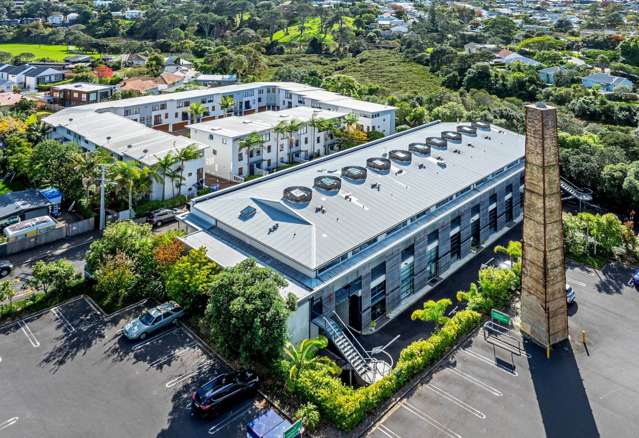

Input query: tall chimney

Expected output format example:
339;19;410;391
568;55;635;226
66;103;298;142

520;103;568;349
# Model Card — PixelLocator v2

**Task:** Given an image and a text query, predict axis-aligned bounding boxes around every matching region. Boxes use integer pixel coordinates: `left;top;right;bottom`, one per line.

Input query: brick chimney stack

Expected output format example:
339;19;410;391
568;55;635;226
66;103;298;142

520;102;568;349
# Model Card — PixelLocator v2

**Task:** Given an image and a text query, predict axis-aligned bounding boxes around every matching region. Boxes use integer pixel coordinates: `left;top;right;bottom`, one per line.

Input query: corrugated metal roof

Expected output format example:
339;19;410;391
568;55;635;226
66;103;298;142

192;122;525;271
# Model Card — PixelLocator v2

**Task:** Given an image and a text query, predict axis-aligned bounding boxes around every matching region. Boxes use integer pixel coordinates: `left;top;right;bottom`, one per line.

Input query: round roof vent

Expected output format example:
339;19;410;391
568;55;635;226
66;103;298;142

283;186;312;204
456;125;477;136
425;137;447;149
409;142;431;155
341;166;367;181
471;121;491;130
389;150;411;163
314;175;341;192
366;157;391;172
441;131;462;142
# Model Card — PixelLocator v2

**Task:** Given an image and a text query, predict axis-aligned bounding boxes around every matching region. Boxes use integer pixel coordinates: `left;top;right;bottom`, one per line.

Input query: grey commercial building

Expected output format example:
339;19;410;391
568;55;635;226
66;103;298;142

178;121;525;345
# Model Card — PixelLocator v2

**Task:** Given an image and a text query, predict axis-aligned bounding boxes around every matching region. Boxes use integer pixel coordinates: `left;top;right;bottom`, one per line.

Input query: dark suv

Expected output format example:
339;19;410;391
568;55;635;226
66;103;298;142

0;260;13;277
146;208;179;227
192;371;259;417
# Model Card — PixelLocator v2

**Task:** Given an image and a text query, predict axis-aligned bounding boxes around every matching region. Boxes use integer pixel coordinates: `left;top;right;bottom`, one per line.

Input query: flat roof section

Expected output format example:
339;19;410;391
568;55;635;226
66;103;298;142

191;122;525;271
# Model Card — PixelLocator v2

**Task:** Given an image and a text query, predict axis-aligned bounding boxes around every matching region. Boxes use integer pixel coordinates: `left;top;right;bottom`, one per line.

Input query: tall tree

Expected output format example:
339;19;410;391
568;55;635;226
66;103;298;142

152;153;178;201
285;119;302;163
174;144;200;196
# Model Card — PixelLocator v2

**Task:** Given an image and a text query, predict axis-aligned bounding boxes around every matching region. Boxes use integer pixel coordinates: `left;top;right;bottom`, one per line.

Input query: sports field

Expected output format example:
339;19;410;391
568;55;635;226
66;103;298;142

0;44;95;61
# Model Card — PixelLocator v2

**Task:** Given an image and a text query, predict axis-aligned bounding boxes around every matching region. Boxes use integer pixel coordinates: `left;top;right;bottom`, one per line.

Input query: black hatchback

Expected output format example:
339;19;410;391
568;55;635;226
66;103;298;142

191;371;259;417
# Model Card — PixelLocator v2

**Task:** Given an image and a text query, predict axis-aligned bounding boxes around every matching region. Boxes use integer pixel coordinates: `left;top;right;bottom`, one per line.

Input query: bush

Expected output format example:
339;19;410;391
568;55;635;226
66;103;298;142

289;310;482;430
134;195;187;217
294;402;321;432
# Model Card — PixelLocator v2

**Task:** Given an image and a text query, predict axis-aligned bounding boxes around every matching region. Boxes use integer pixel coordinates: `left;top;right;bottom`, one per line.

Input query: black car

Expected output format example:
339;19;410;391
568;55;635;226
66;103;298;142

0;260;13;277
191;371;259;417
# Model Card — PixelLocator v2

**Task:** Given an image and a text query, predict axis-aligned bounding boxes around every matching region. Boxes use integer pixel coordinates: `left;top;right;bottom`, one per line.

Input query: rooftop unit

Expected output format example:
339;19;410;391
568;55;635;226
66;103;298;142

441;131;462;142
314;175;342;192
471;121;491;130
425;137;447;149
456;125;477;136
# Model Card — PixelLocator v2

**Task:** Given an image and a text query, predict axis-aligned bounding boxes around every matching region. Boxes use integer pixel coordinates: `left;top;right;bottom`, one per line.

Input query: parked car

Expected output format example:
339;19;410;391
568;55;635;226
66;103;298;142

566;284;576;304
631;269;639;288
123;301;184;340
146;208;180;227
191;370;259;417
0;260;13;277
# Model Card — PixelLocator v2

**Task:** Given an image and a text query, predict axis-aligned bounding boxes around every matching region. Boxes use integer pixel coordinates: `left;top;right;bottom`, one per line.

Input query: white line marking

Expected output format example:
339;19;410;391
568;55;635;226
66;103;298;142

377;424;401;438
567;279;587;287
402;402;461;438
148;342;196;368
165;359;212;388
51;307;75;332
446;368;503;396
426;384;486;419
448;305;459;316
208;405;251;435
133;328;179;351
461;349;518;376
18;320;39;348
84;297;104;316
0;417;18;431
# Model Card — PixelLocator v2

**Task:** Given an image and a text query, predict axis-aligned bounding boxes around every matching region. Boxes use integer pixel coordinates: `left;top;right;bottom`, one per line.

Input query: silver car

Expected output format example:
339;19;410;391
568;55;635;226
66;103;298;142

123;301;184;340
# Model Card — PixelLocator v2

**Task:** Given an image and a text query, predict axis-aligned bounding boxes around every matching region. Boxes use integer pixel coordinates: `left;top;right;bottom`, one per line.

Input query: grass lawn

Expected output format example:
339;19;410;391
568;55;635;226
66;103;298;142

272;16;354;47
265;49;443;97
0;43;97;61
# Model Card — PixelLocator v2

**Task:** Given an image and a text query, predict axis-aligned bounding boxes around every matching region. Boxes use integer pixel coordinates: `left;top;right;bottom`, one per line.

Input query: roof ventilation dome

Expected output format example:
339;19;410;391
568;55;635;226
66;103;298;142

283;186;313;204
409;142;431;155
471;121;491;130
425;137;447;149
389;150;412;164
341;166;367;182
441;131;462;142
456;125;477;136
314;175;341;192
366;157;391;173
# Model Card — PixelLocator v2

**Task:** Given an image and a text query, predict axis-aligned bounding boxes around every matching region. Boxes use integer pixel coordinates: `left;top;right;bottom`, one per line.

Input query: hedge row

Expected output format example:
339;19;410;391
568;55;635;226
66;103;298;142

291;309;482;430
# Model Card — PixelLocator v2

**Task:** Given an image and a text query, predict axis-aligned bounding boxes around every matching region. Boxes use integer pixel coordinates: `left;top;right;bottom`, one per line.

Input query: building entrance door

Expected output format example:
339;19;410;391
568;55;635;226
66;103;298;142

349;294;362;331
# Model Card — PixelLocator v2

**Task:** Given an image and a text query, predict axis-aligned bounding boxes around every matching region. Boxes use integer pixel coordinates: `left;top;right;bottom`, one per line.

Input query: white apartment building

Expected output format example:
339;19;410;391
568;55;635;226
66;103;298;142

43;107;207;201
189;107;346;180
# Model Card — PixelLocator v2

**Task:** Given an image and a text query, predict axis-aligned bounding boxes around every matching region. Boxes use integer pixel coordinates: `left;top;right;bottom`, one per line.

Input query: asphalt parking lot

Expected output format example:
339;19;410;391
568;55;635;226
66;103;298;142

367;262;639;438
0;296;267;438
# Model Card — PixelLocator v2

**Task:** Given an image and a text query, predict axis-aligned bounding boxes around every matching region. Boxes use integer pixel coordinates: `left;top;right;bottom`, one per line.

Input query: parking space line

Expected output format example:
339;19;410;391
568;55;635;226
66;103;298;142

51;307;76;333
426;384;486;419
18;320;39;348
402;402;462;438
207;405;251;435
566;278;587;287
461;349;518;376
446;368;503;396
165;358;213;389
148;342;196;368
377;424;401;438
83;296;105;316
0;417;18;431
132;328;179;351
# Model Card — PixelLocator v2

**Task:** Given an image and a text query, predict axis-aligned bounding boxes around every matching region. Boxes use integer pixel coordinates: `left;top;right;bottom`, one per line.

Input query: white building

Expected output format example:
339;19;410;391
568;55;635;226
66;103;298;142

188;107;346;180
43;108;207;201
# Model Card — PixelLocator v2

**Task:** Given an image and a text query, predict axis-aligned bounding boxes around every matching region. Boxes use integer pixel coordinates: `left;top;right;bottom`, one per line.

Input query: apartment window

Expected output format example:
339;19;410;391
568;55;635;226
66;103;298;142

238;167;243;176
489;193;498;232
267;145;271;153
160;103;167;110
238;152;243;161
261;133;270;142
211;149;217;155
209;134;214;140
400;245;415;300
267;159;271;167
370;262;386;321
124;109;131;116
152;104;159;111
304;137;308;145
471;204;481;247
153;114;162;125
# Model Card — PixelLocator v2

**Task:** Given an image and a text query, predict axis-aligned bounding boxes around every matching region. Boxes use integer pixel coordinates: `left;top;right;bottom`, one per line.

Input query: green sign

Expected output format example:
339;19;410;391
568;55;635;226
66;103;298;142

283;419;303;438
491;309;511;325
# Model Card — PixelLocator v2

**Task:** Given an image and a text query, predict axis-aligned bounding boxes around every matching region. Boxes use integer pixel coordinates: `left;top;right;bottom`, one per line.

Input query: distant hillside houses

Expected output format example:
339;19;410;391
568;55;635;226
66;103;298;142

0;64;64;91
582;73;634;93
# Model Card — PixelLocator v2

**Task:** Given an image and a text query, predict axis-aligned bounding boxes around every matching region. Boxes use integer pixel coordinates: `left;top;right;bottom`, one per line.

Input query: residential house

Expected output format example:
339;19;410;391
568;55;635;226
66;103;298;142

582;73;634;92
494;48;514;60
0;189;53;229
164;56;193;74
501;53;542;67
0;79;12;92
193;74;238;87
49;82;115;107
46;14;64;25
464;42;499;54
64;55;92;64
539;66;565;84
121;53;148;67
119;77;163;95
0;64;64;91
188;107;346;180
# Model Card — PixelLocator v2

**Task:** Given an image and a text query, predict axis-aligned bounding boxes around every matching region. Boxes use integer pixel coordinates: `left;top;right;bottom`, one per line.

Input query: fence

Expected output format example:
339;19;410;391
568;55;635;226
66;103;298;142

0;217;95;256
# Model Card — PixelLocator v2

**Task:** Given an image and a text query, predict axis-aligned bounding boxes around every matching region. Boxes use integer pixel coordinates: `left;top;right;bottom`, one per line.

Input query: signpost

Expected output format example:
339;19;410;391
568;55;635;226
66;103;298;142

490;309;511;326
283;419;303;438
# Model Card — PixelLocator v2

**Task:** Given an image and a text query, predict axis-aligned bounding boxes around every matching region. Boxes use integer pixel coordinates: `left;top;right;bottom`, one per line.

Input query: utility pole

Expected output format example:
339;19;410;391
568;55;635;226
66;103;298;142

99;165;106;231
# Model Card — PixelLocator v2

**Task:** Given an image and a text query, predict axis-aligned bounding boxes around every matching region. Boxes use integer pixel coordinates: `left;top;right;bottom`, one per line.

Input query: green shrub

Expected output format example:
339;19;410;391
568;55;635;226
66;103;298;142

289;309;482;430
294;402;321;432
134;195;187;217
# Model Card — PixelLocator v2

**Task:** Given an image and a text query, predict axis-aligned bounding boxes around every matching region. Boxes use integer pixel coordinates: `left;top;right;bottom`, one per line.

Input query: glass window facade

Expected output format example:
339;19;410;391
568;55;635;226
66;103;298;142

370;262;386;320
400;245;415;300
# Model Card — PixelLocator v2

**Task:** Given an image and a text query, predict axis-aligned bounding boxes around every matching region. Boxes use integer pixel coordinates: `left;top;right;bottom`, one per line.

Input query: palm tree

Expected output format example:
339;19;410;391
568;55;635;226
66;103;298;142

187;102;206;124
285;119;302;163
220;95;235;117
239;132;265;174
344;113;359;129
174;144;200;196
308;115;325;159
282;336;340;389
411;298;452;329
274;120;288;169
110;160;147;219
152;152;178;201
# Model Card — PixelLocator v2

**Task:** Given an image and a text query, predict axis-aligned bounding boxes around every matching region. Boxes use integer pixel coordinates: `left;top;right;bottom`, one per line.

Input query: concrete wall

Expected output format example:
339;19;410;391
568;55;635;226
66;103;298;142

287;300;310;345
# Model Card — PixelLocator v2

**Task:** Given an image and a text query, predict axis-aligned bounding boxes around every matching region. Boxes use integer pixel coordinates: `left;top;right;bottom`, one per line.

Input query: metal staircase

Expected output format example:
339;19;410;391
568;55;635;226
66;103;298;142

560;177;593;202
313;312;391;385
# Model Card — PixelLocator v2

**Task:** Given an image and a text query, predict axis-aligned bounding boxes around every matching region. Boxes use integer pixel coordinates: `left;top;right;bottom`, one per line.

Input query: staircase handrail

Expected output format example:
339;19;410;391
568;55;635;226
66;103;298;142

322;314;370;374
332;311;373;361
560;177;593;200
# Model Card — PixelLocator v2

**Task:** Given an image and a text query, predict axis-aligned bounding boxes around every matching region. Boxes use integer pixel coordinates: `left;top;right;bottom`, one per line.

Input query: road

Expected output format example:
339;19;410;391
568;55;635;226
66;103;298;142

2;221;178;303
